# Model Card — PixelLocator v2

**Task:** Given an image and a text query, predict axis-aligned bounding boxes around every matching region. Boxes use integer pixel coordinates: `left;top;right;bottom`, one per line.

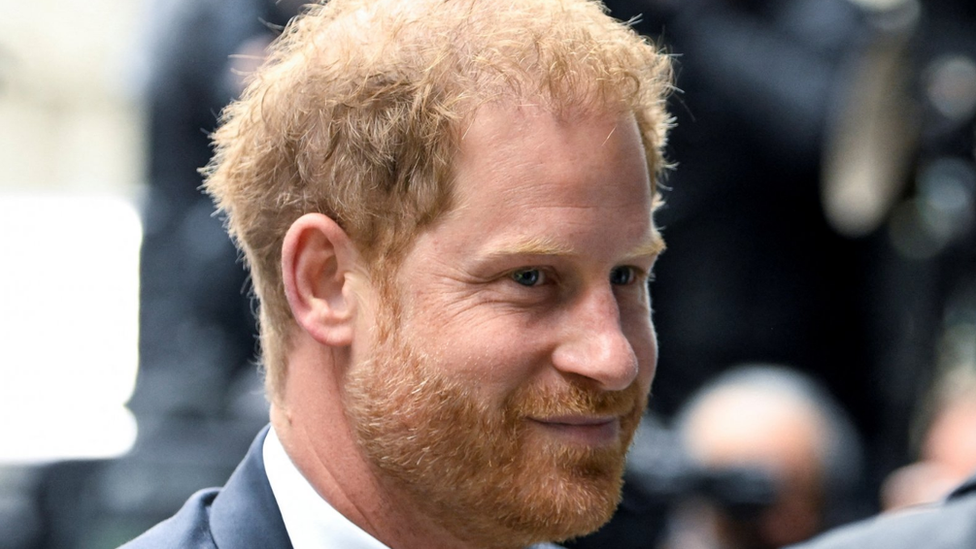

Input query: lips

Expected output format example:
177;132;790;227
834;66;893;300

527;415;622;445
539;415;618;426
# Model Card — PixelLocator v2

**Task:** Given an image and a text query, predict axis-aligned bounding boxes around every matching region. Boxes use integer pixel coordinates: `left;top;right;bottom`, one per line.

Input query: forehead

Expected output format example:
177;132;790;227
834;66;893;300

433;103;660;258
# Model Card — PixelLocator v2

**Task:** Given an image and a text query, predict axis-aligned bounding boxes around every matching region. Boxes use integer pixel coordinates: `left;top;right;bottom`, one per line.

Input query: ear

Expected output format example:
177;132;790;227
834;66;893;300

282;213;363;347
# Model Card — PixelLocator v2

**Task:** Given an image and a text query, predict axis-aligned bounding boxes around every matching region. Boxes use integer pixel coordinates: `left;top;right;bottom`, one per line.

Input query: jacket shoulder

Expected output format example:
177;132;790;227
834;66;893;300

119;488;220;549
790;489;976;549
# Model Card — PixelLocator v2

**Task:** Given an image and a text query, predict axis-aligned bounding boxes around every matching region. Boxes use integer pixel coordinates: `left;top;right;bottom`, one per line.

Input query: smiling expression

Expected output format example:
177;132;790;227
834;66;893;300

343;103;662;548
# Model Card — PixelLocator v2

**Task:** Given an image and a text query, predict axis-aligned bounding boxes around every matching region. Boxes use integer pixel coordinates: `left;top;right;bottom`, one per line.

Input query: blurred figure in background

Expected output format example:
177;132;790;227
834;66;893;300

790;363;976;548
790;334;976;548
882;342;976;511
663;365;863;549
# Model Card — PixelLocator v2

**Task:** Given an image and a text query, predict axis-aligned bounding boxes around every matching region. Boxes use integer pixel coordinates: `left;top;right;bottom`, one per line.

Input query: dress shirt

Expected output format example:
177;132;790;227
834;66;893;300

264;427;392;549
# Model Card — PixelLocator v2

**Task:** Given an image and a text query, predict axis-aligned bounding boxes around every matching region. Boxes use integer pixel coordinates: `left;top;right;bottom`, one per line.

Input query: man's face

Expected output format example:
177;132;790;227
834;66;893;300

344;104;661;547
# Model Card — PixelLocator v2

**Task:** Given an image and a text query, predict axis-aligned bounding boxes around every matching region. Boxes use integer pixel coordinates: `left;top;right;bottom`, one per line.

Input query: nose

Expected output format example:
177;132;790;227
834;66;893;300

551;286;639;391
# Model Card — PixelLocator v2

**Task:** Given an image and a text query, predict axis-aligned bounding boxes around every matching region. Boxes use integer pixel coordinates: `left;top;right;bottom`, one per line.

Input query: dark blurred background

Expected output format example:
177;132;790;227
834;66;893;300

0;0;973;547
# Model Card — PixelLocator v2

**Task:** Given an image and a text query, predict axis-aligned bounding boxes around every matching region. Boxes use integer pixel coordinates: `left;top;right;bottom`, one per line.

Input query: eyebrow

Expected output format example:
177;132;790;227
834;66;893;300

487;235;575;257
623;234;666;260
485;233;666;261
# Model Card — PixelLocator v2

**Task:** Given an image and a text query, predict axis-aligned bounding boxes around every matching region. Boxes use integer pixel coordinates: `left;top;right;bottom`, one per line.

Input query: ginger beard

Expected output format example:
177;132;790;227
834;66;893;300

343;290;648;548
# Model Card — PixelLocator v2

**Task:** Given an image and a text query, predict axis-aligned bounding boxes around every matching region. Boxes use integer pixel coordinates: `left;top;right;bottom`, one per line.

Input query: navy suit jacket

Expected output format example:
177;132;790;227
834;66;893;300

788;474;976;549
120;426;293;548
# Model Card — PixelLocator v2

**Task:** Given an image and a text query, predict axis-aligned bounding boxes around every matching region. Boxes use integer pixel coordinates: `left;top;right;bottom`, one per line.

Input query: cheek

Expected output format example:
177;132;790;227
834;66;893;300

406;308;556;386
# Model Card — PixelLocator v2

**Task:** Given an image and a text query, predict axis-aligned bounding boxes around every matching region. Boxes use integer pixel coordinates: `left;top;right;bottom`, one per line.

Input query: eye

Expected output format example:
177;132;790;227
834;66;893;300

510;268;546;287
610;266;637;286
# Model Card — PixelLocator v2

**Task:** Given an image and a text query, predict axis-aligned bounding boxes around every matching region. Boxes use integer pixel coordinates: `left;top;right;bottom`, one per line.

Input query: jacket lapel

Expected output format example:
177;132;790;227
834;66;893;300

210;426;293;548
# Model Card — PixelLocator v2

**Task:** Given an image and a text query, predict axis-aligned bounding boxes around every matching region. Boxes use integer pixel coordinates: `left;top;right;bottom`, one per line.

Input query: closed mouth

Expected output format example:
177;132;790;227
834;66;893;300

526;415;621;445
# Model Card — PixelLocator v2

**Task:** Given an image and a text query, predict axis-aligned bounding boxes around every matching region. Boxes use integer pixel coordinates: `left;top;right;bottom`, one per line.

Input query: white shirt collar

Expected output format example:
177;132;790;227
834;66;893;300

263;425;563;549
263;426;392;549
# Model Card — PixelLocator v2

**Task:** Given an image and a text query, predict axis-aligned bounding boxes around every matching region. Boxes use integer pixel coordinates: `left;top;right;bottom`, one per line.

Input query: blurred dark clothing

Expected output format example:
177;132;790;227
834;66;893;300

788;474;976;549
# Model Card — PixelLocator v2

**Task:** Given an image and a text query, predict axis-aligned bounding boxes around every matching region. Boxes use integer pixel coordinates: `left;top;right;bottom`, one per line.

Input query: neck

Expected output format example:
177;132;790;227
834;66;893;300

272;340;489;549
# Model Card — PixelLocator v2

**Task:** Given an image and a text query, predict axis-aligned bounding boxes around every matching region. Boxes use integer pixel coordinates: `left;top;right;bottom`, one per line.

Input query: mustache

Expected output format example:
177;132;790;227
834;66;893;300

506;380;646;419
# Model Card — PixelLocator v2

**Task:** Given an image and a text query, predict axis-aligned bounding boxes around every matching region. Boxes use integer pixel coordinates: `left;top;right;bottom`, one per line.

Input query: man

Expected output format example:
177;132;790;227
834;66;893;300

123;0;673;548
663;365;863;549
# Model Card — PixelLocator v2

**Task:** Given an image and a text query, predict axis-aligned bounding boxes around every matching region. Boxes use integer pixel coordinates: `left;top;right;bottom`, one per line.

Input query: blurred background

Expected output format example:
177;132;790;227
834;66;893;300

0;0;973;547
